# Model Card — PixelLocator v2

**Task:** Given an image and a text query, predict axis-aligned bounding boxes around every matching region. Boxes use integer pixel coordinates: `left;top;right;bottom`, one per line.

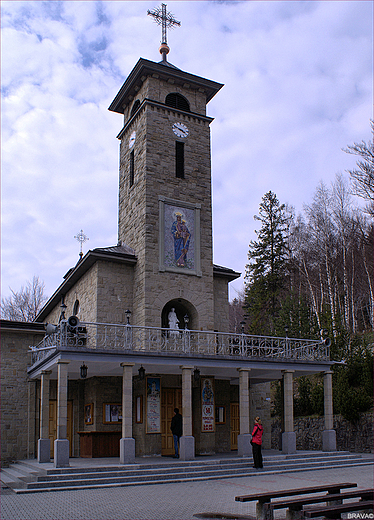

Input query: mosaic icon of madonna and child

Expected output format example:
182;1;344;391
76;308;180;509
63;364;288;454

164;206;195;269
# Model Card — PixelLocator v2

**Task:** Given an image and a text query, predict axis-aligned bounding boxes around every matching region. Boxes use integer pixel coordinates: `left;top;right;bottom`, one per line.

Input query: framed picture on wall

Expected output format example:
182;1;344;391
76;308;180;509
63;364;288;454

84;403;93;425
103;403;122;424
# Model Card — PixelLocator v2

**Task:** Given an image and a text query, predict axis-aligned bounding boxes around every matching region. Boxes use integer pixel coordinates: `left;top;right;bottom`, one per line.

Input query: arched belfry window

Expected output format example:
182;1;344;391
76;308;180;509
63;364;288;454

130;99;140;118
165;93;190;112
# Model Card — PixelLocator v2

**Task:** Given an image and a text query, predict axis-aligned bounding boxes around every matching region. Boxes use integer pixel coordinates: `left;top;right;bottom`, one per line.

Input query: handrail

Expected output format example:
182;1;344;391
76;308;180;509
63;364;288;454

29;320;330;367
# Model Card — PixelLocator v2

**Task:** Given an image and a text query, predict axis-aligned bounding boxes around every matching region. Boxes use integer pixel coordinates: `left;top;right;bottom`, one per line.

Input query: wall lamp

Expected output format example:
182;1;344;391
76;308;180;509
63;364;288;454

138;366;145;381
80;362;88;379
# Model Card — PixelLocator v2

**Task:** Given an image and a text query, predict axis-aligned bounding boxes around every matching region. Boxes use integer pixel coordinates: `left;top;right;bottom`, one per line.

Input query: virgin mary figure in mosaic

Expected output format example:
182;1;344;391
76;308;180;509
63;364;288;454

171;212;190;267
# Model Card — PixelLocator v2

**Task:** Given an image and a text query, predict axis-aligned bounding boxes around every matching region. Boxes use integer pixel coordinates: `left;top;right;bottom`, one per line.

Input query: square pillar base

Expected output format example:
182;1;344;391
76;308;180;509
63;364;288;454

238;434;252;457
120;437;135;464
282;432;296;454
179;436;195;461
38;439;51;463
322;429;336;451
54;439;70;468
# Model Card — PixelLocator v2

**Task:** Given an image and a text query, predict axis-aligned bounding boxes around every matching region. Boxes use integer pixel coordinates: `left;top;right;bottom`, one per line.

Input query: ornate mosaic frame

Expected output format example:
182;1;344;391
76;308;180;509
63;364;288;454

159;196;201;277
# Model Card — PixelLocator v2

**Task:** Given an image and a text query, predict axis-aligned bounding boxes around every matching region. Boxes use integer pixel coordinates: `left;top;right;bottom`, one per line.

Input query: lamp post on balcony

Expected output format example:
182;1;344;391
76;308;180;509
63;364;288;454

59;303;67;322
183;314;190;352
284;325;289;357
184;314;189;330
125;309;132;349
240;320;246;355
58;303;68;346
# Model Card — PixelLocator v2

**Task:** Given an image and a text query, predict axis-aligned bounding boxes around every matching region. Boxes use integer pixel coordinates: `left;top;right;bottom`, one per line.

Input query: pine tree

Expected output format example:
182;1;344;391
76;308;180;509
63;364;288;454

244;191;290;334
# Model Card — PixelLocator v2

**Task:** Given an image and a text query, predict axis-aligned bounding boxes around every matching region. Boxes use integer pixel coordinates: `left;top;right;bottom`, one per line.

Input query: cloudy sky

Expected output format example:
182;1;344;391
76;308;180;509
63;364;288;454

1;0;373;305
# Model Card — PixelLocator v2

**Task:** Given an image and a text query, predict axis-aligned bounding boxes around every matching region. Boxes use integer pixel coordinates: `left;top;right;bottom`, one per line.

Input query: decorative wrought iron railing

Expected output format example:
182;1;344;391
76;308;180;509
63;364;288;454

29;320;330;367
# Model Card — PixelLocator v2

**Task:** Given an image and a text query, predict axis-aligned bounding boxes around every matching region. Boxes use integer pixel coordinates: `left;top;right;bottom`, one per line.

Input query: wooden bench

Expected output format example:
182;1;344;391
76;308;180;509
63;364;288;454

235;483;357;520
265;489;373;519
304;499;373;519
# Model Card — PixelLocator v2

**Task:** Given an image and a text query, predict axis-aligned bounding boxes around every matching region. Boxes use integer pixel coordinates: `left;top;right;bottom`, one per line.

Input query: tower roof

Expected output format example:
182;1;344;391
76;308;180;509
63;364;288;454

108;58;223;114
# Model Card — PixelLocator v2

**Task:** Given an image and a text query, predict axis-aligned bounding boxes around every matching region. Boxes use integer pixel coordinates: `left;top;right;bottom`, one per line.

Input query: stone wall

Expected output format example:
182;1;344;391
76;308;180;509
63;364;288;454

213;276;230;333
45;263;99;325
0;323;45;465
271;413;373;453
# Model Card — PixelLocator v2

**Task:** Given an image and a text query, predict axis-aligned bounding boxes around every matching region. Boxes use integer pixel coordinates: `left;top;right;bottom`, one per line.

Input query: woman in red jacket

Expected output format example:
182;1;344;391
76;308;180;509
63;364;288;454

251;416;263;469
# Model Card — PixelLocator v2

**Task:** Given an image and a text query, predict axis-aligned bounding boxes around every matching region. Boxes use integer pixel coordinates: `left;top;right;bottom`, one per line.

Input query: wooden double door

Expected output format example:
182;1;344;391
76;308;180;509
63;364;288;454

161;388;182;456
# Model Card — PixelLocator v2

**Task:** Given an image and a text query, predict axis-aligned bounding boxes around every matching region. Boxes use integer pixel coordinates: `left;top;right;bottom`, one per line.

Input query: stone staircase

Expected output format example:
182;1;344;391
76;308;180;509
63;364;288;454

1;452;371;494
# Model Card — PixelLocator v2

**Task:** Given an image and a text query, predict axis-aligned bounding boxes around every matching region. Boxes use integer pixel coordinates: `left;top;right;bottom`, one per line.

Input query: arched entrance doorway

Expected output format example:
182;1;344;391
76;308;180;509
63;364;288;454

161;299;198;331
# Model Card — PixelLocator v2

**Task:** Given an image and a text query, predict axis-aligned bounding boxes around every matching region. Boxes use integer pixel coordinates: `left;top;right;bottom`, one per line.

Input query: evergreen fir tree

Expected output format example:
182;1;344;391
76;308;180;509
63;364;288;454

245;191;290;334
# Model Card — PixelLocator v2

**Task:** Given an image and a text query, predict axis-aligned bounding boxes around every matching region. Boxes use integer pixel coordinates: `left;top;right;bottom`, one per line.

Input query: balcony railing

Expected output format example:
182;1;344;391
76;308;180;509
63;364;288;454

29;320;330;367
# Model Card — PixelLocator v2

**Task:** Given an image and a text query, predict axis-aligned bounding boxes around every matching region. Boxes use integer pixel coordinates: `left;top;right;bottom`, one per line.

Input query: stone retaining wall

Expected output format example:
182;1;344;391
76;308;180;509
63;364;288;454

271;413;373;453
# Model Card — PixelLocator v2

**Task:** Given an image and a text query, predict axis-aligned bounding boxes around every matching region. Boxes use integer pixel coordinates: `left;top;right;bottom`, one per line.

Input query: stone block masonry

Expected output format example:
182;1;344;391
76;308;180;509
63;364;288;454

0;325;45;465
271;413;373;452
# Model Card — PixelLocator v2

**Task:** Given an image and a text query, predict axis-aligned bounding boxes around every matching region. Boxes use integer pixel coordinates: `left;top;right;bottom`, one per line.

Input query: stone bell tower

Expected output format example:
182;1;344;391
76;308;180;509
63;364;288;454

108;6;224;330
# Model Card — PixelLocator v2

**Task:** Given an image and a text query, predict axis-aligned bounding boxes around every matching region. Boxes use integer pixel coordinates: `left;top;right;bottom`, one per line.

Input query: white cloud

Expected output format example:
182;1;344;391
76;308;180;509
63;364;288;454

1;0;372;304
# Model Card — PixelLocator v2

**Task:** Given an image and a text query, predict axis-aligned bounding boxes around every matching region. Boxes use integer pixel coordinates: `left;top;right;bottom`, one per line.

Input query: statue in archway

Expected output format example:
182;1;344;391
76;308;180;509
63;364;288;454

168;308;179;336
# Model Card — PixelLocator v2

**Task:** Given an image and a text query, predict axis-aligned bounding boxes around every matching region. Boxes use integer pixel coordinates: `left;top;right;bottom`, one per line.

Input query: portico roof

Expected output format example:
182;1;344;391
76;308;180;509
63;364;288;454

27;346;334;383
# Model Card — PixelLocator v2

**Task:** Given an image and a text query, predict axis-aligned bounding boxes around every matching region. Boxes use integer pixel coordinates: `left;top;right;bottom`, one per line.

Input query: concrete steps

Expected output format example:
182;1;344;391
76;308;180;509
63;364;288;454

1;452;371;494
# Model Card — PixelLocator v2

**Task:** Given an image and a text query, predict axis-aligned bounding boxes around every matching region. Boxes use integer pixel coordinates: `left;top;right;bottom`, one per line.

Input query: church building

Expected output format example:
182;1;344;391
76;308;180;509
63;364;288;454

1;5;335;468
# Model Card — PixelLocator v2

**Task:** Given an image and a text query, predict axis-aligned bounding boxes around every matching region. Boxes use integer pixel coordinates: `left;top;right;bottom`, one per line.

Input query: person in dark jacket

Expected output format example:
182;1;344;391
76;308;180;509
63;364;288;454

170;408;183;458
251;416;264;468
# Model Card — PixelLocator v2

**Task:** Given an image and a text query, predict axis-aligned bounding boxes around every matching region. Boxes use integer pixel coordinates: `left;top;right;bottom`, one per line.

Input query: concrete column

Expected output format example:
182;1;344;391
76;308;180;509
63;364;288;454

120;362;135;464
322;371;336;451
38;370;52;463
27;380;37;459
180;365;195;460
54;360;70;467
238;368;251;457
282;370;296;454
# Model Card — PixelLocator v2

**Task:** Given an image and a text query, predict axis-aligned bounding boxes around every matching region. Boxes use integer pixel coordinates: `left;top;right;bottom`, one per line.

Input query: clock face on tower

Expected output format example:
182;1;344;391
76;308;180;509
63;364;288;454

172;122;189;138
128;131;136;148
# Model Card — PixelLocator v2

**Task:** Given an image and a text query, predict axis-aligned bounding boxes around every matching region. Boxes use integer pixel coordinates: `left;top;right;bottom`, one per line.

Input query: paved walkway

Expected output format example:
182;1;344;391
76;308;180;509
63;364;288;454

1;454;372;520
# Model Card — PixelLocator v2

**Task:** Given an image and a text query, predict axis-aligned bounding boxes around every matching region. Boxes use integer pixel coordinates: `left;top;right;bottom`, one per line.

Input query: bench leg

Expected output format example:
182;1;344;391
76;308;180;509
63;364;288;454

258;502;272;520
286;508;304;520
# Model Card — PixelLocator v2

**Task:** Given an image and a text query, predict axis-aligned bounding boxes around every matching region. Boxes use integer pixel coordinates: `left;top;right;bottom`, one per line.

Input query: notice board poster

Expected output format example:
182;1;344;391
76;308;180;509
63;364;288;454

201;377;215;432
146;377;161;433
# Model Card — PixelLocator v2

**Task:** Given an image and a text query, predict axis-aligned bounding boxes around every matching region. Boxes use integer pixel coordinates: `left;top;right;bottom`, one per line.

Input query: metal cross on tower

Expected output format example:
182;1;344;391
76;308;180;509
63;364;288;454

74;229;89;259
147;3;181;46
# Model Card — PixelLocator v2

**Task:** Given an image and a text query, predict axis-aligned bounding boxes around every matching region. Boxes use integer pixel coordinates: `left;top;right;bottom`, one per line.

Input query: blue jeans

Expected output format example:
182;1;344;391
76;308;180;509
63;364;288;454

173;434;180;456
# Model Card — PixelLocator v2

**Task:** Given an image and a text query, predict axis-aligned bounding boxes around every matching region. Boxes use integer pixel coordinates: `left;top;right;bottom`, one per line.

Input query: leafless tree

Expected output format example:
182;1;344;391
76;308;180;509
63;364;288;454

229;291;246;333
343;120;374;216
1;276;47;321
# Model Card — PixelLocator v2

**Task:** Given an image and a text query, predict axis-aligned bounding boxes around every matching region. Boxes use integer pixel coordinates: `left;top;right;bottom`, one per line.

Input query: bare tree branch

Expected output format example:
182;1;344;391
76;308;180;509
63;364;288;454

1;276;47;321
